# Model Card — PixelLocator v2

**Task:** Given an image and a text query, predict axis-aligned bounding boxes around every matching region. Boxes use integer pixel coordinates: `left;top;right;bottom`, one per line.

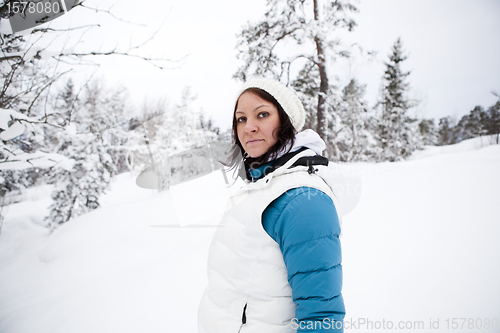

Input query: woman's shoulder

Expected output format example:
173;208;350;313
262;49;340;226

262;186;340;244
269;186;333;211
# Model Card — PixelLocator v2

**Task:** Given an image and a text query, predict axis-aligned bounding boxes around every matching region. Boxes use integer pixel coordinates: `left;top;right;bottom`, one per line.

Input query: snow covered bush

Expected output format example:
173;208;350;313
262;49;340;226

44;80;129;229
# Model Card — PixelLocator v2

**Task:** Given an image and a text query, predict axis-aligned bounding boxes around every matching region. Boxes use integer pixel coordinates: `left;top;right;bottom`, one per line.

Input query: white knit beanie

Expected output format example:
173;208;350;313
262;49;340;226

239;78;306;132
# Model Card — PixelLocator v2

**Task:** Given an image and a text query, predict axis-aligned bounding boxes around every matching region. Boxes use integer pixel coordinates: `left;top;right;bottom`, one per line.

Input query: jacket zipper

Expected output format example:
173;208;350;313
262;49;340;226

237;303;247;332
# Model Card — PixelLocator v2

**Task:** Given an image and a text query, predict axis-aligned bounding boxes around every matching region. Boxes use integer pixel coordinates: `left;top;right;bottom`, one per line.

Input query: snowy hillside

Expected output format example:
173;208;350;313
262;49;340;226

1;139;499;333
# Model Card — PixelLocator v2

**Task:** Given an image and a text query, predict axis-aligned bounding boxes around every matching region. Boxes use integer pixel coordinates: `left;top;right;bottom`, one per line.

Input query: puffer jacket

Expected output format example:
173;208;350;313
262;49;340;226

198;148;345;332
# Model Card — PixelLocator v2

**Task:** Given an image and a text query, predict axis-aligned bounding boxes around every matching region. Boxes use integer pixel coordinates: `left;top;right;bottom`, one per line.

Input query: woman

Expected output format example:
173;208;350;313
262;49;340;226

198;78;345;332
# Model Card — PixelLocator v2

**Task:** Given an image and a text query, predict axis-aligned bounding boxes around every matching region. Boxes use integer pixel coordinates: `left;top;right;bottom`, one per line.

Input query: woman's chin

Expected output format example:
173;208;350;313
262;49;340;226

246;149;265;159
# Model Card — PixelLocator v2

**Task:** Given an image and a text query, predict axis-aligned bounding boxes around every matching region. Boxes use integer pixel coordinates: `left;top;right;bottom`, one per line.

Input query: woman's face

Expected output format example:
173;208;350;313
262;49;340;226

235;91;281;158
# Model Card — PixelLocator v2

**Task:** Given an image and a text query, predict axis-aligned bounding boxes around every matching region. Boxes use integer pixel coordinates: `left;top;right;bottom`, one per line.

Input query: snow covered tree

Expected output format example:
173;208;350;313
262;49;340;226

0;4;176;225
292;63;320;130
335;78;377;161
45;133;114;229
418;119;439;146
376;38;421;161
454;114;471;142
234;0;358;144
438;116;460;146
0;32;67;217
465;106;487;138
44;81;129;229
437;95;499;146
486;96;500;143
0;4;172;168
451;106;490;143
291;63;345;159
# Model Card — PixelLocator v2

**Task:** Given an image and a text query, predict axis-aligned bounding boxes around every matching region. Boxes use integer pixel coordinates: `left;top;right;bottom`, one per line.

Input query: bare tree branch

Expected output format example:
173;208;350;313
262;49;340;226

28;70;72;117
0;55;23;62
80;3;147;27
130;8;172;51
30;24;101;34
59;50;187;70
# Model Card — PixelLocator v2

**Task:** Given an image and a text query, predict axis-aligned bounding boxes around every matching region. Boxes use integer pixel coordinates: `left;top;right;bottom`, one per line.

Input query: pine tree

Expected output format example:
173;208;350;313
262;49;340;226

418;119;439;146
486;97;500;143
336;78;376;161
45;138;114;228
437;95;499;146
454;115;469;142
377;38;421;161
465;106;486;138
450;106;490;144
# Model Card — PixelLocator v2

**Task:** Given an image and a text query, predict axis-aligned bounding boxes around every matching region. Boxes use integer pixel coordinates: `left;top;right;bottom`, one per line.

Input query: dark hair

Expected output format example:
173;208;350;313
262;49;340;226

223;87;296;176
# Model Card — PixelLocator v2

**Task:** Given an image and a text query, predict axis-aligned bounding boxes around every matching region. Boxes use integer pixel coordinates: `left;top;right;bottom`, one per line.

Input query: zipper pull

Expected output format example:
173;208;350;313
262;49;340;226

308;164;318;174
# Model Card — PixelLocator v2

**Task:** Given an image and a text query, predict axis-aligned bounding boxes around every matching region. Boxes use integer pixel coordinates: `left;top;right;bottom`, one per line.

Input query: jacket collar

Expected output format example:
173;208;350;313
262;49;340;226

247;147;328;182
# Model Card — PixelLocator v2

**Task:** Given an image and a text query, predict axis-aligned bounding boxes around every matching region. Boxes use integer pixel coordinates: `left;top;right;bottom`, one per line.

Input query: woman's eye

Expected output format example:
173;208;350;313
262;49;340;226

258;112;269;118
237;117;246;123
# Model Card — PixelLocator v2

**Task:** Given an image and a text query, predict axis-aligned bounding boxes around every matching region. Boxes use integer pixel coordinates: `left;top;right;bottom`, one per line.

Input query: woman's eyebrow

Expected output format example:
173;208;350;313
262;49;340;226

236;105;269;115
254;105;268;111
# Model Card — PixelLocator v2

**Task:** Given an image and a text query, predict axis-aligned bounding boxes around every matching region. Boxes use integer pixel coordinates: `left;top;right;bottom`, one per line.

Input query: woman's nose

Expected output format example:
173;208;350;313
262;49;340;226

245;119;258;133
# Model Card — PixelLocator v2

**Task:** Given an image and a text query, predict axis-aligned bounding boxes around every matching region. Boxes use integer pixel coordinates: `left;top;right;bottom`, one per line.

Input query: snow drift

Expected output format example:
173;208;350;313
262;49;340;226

0;138;499;333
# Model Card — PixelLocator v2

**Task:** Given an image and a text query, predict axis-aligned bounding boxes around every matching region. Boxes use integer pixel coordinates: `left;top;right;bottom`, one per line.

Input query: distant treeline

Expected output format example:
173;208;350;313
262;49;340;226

431;102;500;146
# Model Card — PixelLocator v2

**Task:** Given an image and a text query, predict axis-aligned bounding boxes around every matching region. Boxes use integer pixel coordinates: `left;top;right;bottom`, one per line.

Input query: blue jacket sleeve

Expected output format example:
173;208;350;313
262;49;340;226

262;187;345;332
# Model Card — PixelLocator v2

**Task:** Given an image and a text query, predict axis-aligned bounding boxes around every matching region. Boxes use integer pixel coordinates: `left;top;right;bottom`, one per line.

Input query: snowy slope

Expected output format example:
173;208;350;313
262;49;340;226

341;142;500;331
1;140;499;333
409;135;499;160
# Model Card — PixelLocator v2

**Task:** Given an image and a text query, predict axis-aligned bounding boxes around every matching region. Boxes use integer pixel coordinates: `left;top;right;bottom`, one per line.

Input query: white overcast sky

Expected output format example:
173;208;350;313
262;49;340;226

52;0;500;131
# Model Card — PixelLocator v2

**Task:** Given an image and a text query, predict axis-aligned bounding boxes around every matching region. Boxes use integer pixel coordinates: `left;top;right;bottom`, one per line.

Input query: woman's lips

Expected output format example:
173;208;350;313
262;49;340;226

247;139;263;144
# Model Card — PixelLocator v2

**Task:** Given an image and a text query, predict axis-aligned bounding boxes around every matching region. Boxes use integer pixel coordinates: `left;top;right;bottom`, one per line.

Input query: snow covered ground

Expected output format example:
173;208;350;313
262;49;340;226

1;138;499;333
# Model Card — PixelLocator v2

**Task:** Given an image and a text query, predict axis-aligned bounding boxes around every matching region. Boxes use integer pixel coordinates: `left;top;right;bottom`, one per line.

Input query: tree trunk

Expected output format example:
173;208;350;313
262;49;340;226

313;0;329;154
351;94;357;161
